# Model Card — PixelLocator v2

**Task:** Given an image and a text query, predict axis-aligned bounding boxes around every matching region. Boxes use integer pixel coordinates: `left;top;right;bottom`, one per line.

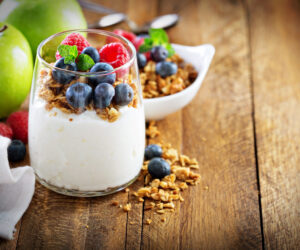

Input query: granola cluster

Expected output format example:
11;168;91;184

114;121;201;221
38;67;138;122
140;54;198;98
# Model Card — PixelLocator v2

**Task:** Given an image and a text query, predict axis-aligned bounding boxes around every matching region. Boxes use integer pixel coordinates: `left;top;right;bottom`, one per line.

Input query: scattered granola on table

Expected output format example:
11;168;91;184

119;121;201;220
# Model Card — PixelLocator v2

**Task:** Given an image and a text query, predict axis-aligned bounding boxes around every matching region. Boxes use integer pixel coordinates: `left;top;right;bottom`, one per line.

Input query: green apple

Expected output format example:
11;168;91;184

0;0;87;56
0;22;33;118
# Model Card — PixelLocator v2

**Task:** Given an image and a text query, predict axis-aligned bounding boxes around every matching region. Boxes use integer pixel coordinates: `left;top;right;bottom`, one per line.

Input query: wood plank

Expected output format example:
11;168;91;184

246;0;300;249
15;1;131;250
173;0;262;249
124;1;184;249
141;113;183;250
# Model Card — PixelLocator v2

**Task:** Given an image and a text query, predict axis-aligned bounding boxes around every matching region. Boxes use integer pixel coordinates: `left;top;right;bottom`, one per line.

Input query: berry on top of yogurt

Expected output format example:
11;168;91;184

39;33;138;121
94;83;115;109
81;46;100;63
56;33;90;60
66;82;92;109
88;62;116;86
114;83;134;106
99;42;130;69
52;57;77;84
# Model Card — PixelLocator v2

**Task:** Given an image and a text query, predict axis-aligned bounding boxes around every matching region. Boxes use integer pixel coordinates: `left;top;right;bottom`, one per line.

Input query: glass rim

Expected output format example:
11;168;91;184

37;29;136;76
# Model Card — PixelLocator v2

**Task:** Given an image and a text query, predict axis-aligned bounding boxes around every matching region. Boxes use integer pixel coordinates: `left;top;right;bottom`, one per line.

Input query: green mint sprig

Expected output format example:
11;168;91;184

57;44;95;71
77;54;95;71
138;28;175;57
58;45;78;64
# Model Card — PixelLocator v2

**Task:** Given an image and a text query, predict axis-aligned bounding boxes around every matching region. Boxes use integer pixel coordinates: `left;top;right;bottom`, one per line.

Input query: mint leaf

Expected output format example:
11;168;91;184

57;45;78;64
149;28;168;44
164;43;175;57
138;28;175;57
138;37;153;53
64;55;75;64
77;54;95;71
139;43;153;53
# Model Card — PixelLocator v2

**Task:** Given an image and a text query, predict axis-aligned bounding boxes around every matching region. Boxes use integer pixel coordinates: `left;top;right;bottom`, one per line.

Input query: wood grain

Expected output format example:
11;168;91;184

178;0;262;249
1;0;299;249
246;0;300;249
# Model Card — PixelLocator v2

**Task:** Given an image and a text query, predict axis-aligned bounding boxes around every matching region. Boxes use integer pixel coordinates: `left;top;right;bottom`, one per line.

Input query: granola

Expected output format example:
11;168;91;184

140;54;198;98
118;121;201;219
38;67;138;122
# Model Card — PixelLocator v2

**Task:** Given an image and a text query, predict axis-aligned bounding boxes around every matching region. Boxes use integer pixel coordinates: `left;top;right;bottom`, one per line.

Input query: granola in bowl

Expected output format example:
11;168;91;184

111;28;215;120
140;54;198;98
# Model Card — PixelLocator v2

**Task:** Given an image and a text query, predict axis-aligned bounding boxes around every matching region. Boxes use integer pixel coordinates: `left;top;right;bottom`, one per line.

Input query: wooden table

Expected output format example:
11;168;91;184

1;0;299;249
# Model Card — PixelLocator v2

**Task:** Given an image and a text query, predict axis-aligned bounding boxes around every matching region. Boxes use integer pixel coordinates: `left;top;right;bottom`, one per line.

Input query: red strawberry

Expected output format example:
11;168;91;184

7;111;28;144
56;33;90;60
99;42;130;69
0;123;13;139
113;29;136;43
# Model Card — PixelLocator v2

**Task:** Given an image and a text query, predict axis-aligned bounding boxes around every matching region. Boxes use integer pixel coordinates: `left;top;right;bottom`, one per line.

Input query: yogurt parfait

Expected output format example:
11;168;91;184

29;30;145;196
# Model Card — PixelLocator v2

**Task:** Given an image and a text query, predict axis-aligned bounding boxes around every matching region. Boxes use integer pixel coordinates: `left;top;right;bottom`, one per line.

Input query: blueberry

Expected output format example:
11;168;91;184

137;53;147;69
145;144;162;160
52;58;77;84
148;157;171;179
137;34;149;38
114;83;134;106
7;140;26;162
94;83;115;109
150;46;168;62
156;61;177;78
66;82;92;109
82;46;100;63
88;63;116;86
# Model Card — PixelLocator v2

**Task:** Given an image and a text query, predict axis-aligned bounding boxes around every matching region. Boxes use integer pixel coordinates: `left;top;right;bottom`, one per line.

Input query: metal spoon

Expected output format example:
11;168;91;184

89;13;179;33
79;1;179;33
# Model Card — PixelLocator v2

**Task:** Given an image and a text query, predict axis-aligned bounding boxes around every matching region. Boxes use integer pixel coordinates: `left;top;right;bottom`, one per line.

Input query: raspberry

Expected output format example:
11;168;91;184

133;37;144;50
144;51;151;61
99;42;130;69
56;33;90;60
7;111;28;144
113;29;136;43
0;123;13;139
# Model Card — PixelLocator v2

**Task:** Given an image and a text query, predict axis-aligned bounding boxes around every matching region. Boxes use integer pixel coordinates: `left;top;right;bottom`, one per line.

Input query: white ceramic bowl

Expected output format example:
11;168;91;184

144;43;215;120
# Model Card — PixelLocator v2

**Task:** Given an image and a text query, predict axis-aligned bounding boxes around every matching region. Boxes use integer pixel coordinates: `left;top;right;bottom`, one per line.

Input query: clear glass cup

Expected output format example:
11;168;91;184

29;29;145;197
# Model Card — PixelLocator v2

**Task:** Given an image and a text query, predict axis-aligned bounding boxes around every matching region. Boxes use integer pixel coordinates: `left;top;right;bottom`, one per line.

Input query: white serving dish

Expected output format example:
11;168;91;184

144;43;215;120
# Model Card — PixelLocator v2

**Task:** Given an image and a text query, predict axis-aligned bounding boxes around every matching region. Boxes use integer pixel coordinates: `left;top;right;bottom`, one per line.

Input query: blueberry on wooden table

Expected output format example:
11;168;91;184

148;157;171;179
8;140;26;162
145;144;163;160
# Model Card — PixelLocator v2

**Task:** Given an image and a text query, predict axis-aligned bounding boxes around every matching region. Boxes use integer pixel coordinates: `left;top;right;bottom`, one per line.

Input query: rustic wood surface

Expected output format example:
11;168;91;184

1;0;299;249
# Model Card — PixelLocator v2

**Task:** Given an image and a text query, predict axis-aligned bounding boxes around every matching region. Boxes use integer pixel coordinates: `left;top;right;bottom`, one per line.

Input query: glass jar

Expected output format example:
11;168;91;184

29;29;145;197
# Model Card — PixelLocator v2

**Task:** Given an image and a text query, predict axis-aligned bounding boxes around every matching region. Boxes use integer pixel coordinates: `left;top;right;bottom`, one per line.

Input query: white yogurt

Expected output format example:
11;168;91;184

29;97;145;191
